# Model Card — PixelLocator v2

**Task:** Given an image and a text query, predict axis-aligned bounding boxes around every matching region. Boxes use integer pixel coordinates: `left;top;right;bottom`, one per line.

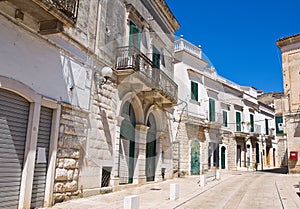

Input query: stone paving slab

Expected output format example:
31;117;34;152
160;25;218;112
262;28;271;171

49;169;300;209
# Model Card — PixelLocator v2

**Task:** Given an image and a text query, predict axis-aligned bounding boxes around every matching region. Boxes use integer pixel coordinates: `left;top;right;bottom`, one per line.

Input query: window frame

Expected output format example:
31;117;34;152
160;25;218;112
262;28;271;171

250;114;254;132
265;118;269;135
209;98;216;122
236;111;242;132
275;116;284;134
190;81;199;101
222;110;228;127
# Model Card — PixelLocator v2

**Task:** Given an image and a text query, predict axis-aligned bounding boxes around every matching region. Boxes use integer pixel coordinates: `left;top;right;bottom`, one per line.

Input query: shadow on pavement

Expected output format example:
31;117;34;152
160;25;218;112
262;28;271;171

257;167;288;174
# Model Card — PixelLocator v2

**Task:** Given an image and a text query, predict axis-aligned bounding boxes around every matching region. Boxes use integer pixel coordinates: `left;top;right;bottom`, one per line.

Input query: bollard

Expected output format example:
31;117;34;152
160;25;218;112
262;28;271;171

200;174;206;187
170;183;179;200
216;169;220;180
124;195;139;209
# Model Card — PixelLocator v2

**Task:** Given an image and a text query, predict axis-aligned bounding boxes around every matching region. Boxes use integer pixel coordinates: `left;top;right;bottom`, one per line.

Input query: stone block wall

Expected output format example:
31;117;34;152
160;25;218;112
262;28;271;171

173;120;206;176
53;104;88;203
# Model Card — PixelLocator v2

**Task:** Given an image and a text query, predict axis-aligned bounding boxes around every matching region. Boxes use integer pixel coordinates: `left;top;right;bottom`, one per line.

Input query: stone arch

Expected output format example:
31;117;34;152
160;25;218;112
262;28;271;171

0;76;40;102
118;92;144;124
145;105;167;132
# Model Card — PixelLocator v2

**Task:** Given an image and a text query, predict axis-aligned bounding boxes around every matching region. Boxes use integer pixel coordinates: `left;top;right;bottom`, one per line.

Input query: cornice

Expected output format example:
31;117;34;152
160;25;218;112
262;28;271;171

153;0;180;31
276;34;300;48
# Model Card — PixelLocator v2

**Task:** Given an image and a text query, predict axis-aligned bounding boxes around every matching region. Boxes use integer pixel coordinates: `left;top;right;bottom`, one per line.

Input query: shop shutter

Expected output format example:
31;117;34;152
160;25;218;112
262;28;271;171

31;107;53;208
0;89;29;208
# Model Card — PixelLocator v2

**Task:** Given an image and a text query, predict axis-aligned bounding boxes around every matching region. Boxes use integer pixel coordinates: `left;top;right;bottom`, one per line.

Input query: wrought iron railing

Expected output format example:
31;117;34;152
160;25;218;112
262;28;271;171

116;46;178;103
44;0;79;20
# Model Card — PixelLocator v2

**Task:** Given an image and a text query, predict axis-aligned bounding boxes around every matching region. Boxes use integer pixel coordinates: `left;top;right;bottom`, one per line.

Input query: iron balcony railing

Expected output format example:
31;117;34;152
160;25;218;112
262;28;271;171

116;46;178;103
44;0;79;20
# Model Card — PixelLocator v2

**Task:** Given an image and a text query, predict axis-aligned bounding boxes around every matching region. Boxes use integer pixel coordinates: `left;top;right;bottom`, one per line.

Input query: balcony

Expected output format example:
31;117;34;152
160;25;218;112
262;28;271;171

1;0;79;34
174;38;202;59
249;124;261;138
207;112;223;128
115;46;178;104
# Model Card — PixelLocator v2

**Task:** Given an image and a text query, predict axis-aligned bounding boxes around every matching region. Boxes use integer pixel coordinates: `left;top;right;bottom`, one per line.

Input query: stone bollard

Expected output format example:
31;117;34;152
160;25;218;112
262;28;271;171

170;183;179;200
216;169;220;180
200;174;206;187
124;195;139;209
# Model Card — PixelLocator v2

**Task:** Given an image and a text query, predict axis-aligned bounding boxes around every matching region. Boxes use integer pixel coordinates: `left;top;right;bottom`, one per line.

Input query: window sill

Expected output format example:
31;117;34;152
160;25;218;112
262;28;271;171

189;99;201;106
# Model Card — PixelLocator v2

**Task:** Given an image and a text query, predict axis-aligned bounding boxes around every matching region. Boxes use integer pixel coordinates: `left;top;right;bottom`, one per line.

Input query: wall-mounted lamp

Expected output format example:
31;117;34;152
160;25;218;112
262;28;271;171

94;66;113;86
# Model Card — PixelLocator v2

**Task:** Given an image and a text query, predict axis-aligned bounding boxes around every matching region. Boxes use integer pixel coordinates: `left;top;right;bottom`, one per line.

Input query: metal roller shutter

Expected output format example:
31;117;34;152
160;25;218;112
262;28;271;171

30;107;52;208
0;89;30;208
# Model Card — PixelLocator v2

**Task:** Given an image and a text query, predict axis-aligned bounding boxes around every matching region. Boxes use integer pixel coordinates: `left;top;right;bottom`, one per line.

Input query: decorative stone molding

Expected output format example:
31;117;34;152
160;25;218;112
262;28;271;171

153;0;180;31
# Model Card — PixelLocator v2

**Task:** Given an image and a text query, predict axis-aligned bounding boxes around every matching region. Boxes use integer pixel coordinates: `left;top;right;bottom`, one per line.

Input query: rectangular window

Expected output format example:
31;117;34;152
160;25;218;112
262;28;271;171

265;119;269;135
129;22;141;50
191;81;198;101
250;114;254;132
209;98;215;122
275;116;284;134
152;45;161;68
236;112;241;132
223;111;228;127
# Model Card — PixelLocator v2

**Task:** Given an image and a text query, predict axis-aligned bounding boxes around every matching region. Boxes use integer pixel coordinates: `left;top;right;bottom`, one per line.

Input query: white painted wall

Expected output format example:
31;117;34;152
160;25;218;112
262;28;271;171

0;16;92;110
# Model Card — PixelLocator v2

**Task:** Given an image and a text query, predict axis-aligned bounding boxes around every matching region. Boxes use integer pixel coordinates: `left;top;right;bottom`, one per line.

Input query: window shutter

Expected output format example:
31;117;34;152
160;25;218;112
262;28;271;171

236;112;241;131
275;116;283;134
250;114;254;132
209;98;215;122
152;46;160;68
129;22;141;50
191;81;198;101
223;111;228;127
265;119;269;135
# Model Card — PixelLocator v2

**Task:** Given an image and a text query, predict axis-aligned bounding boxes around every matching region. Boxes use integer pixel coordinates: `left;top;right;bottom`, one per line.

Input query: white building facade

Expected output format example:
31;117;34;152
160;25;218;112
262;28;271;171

173;37;280;175
0;0;179;208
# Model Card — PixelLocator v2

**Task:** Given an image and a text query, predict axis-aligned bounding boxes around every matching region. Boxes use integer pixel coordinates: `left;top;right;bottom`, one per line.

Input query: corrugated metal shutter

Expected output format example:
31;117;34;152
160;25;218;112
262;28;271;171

31;107;52;208
0;89;30;208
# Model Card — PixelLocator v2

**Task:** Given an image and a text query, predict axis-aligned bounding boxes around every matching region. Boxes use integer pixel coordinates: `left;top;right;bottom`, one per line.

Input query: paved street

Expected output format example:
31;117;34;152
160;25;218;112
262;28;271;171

51;168;300;209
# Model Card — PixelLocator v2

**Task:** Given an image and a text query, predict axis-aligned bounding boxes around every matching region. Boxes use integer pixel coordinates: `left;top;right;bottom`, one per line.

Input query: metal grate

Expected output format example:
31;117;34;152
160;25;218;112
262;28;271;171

45;0;79;20
101;167;112;187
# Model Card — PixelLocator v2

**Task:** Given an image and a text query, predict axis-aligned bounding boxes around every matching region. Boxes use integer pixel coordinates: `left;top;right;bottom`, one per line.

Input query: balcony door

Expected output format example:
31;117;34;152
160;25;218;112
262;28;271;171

129;21;141;50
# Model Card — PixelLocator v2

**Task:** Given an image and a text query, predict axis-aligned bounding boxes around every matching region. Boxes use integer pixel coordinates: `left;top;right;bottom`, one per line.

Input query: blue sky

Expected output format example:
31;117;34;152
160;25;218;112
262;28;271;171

166;0;300;93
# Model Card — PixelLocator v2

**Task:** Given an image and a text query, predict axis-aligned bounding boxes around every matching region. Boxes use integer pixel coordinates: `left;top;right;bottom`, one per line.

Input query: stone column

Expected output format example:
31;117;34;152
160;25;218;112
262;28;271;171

133;124;149;184
110;116;124;186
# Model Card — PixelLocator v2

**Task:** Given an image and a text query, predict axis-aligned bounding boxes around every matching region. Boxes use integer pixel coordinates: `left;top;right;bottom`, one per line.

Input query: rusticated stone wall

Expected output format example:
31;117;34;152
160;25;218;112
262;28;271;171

53;104;88;203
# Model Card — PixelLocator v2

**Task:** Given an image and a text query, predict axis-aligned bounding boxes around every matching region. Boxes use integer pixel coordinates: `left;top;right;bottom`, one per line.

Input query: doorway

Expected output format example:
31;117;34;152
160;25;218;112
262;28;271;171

266;147;270;167
191;140;200;175
237;145;241;167
119;102;136;184
146;113;157;181
221;146;226;169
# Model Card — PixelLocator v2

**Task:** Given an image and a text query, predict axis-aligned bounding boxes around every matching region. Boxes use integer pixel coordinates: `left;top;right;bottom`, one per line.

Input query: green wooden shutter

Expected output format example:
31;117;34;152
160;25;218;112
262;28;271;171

209;98;215;122
250;114;254;132
236;112;241;131
275;116;283;134
191;81;198;101
152;46;160;68
129;22;141;50
256;143;260;163
265;119;269;135
223;111;228;127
